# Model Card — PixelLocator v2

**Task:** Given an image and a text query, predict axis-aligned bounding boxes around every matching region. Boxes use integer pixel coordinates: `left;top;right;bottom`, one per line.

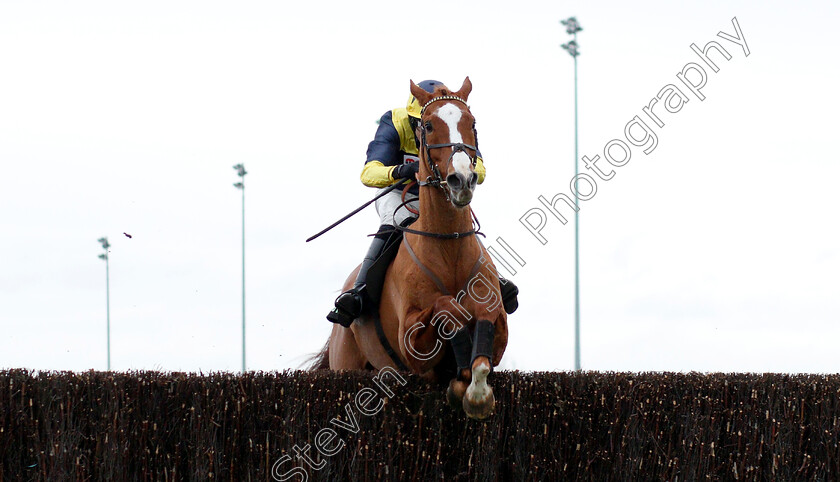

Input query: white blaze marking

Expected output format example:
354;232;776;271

435;103;473;180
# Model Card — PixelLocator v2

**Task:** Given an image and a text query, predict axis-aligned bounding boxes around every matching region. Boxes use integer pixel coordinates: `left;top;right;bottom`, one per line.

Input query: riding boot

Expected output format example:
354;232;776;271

327;225;391;327
499;278;519;314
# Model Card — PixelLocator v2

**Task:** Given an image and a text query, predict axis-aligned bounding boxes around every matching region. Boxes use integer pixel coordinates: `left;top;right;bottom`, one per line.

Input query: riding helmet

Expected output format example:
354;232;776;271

406;79;445;118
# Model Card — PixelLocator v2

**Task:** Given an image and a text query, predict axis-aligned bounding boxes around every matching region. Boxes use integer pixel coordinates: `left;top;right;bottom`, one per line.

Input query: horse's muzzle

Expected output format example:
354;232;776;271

446;172;477;207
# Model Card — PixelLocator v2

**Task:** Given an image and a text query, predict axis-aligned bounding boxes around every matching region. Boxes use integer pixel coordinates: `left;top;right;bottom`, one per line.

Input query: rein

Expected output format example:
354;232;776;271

389;184;484;240
394;204;484;240
401;180;420;216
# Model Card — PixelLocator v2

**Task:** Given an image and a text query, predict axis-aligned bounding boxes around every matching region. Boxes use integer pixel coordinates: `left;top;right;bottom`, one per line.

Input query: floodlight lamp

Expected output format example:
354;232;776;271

561;17;582;35
561;40;579;57
98;253;107;260
234;182;244;189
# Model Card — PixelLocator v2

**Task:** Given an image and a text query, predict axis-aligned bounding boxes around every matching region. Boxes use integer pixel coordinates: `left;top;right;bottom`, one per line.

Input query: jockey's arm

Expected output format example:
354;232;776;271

360;161;398;188
363;155;486;187
360;112;402;188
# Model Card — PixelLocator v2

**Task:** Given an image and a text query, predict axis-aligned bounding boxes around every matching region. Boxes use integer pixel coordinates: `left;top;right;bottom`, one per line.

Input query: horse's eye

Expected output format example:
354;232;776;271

424;121;433;131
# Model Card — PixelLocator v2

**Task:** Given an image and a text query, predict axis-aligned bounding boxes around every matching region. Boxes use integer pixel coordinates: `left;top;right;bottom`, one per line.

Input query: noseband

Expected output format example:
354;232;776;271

418;95;479;199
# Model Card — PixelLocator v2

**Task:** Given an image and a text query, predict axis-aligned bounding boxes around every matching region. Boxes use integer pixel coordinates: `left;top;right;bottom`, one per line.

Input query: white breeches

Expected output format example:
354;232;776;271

375;188;419;227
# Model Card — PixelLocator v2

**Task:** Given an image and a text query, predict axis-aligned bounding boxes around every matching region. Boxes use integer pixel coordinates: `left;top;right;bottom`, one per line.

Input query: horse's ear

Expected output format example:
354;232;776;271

410;80;434;107
454;76;472;101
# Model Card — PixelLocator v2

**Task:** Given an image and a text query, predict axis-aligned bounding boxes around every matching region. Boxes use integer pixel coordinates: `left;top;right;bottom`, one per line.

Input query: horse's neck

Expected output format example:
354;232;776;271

418;187;472;228
413;187;476;259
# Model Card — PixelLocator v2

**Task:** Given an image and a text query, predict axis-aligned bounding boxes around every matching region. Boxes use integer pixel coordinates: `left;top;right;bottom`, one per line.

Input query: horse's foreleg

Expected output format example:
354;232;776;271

400;295;455;374
446;326;473;409
463;319;496;420
464;313;508;417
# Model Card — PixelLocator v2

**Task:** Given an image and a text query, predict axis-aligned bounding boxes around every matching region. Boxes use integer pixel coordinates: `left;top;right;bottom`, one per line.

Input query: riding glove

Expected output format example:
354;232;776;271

391;161;420;180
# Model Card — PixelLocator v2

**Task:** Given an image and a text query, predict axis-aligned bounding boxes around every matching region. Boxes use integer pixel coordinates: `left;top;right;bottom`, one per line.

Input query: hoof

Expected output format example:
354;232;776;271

463;362;495;420
463;388;495;420
447;379;467;410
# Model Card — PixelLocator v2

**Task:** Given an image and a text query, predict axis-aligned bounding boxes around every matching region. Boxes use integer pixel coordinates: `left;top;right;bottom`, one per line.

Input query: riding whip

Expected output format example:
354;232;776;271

305;182;402;242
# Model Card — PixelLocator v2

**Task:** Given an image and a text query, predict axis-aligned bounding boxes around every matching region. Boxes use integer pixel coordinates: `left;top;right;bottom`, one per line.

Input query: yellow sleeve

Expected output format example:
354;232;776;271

360;161;398;188
475;156;486;184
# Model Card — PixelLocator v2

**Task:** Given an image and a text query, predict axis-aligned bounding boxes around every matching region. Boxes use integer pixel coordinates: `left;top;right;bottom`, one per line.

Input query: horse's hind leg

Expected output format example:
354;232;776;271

463;320;496;420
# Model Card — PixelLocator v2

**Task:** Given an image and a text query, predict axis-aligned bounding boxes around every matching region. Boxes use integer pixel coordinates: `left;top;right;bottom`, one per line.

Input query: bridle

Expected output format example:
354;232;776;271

391;94;482;240
417;95;479;202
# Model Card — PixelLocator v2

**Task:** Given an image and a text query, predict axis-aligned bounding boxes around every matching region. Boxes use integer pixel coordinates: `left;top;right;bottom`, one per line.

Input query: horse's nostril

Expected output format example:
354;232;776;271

469;172;478;188
446;174;462;190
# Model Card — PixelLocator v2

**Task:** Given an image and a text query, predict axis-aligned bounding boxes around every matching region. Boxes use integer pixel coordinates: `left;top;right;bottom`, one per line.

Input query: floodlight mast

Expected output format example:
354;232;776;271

97;237;111;371
561;16;582;371
233;164;247;373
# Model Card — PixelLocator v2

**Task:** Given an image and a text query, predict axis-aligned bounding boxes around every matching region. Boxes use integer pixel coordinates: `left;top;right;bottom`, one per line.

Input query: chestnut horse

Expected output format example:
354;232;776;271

314;78;508;419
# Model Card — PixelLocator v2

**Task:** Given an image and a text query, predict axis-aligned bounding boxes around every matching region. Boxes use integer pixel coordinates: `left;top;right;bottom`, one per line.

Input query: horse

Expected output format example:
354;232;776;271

313;77;508;420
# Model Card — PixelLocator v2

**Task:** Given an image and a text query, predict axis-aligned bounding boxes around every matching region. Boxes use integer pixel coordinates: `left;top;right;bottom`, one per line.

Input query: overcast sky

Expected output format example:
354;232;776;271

2;0;838;374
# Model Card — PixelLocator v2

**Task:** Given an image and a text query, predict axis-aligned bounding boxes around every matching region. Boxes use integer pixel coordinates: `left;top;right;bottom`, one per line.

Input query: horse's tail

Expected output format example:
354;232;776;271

306;339;331;370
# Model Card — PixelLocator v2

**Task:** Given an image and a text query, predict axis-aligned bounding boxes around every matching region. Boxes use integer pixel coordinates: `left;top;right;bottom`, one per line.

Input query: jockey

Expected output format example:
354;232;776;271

327;80;519;327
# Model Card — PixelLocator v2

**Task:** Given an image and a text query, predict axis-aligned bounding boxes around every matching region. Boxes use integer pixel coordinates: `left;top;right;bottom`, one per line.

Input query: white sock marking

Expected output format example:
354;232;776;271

467;361;491;401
